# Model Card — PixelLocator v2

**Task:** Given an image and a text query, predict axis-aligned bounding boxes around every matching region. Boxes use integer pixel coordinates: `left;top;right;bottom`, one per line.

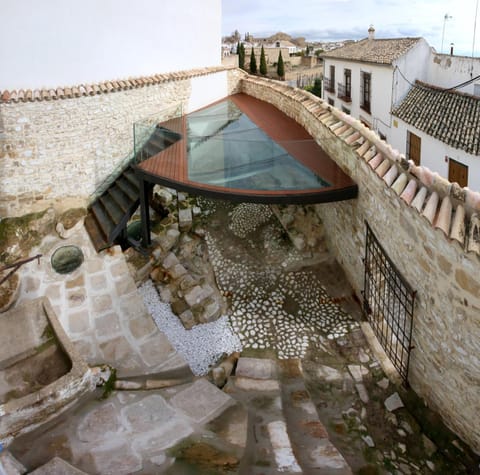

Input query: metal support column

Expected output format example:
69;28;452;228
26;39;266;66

140;179;152;247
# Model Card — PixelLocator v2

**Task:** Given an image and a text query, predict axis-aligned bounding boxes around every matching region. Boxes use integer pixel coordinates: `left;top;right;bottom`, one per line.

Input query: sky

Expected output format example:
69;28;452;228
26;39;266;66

222;0;479;57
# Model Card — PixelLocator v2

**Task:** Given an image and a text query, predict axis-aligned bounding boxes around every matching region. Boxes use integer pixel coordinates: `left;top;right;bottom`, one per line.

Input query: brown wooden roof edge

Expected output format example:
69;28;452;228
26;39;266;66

134;165;358;205
0;65;237;104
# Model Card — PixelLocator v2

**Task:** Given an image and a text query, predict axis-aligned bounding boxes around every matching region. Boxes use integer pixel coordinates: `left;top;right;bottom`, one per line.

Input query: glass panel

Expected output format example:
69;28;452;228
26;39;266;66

186;101;330;191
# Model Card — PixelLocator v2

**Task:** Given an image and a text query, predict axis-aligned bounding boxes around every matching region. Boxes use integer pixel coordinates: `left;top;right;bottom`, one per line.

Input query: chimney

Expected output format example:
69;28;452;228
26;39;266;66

368;25;375;40
450;43;454;55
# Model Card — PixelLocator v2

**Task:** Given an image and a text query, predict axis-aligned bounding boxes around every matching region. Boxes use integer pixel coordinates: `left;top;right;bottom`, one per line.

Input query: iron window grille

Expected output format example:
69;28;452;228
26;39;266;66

363;222;415;385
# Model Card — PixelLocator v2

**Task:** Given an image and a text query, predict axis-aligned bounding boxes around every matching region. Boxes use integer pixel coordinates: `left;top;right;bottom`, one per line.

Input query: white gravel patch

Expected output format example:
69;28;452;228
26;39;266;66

139;280;242;376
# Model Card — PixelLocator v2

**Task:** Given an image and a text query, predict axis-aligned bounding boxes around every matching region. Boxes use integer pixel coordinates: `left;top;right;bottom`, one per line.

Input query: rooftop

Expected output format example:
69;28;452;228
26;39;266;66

392;81;480;155
321;37;422;65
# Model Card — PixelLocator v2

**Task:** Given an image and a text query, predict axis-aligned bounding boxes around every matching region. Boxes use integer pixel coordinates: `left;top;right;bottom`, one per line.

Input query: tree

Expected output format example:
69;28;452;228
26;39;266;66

259;45;267;76
277;51;285;80
238;43;246;70
249;47;257;74
311;77;322;97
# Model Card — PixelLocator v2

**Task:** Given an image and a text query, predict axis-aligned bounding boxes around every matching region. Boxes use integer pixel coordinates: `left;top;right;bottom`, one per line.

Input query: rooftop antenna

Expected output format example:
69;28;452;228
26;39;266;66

472;0;479;59
441;13;453;53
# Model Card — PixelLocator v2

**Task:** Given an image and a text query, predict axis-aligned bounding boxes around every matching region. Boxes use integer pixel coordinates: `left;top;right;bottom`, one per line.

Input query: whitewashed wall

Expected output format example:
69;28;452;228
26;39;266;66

323;59;395;141
392;39;431;103
0;0;221;90
427;53;480;95
390;119;480;192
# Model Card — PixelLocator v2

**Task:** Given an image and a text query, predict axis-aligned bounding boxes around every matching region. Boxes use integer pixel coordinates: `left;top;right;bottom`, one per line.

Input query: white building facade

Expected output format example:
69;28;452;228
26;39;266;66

322;29;480;191
0;0;222;91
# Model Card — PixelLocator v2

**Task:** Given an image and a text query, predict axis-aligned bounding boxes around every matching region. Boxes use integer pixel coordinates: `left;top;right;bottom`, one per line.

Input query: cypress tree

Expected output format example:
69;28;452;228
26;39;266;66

260;45;267;76
249;47;257;74
239;43;245;70
236;41;240;55
277;51;285;80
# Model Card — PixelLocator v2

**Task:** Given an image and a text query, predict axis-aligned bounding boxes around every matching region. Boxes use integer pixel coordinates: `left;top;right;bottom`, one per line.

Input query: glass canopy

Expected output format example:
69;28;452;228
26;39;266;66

185;100;330;191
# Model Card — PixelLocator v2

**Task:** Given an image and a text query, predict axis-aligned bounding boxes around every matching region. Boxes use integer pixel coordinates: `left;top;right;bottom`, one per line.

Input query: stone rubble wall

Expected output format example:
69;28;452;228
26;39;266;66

240;75;480;454
0;67;245;217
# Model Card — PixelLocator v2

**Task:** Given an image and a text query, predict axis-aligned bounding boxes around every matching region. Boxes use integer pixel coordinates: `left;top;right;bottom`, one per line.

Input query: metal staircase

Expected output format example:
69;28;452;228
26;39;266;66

85;125;181;252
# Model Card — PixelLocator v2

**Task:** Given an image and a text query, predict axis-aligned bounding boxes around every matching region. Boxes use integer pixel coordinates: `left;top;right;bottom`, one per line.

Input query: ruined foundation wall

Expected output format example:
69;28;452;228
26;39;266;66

0;68;245;216
241;76;480;453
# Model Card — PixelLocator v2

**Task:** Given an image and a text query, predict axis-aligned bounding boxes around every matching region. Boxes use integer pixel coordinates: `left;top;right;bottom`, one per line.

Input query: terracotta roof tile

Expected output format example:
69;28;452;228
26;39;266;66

322;37;422;64
392;81;480;155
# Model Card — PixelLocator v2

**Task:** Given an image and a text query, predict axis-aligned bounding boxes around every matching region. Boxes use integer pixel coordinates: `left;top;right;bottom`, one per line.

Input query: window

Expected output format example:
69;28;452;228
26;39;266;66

406;131;421;166
338;68;352;102
379;131;387;141
328;97;335;107
324;64;335;93
345;68;351;97
448;158;468;187
360;72;371;113
342;106;350;114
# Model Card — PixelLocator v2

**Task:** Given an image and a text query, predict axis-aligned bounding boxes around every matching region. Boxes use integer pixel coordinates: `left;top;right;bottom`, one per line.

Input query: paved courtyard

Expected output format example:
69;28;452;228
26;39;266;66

1;197;478;474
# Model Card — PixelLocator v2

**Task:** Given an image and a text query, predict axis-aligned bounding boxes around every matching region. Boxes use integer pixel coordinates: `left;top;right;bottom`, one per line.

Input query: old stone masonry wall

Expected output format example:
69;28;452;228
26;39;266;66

241;76;480;454
0;67;244;216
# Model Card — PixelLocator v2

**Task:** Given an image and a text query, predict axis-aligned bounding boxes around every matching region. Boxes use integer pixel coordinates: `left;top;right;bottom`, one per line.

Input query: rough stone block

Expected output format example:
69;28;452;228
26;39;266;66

178;207;193;232
162;252;179;269
184;285;214;307
169;263;187;279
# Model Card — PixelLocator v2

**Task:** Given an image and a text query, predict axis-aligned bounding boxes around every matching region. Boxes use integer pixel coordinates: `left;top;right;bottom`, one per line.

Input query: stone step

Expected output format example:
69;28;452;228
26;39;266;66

278;359;353;475
227;356;353;475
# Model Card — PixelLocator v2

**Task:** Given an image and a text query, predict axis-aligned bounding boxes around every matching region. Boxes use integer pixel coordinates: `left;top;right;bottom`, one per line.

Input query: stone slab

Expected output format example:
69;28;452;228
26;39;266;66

234;376;280;392
90;442;142;475
309;440;352;472
0;299;49;370
236;357;277;380
267;420;302;473
384;392;404;412
77;402;121;442
131;418;193;454
29;457;87;475
169;378;234;424
0;450;27;475
122;394;175;433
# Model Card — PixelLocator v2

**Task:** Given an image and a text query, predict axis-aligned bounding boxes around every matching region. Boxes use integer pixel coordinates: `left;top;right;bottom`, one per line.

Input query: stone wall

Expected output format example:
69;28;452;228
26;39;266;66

241;75;480;453
0;67;245;216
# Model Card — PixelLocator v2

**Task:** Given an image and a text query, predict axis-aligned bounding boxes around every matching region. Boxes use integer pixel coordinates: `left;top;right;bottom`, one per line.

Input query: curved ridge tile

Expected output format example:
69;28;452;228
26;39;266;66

411;186;428;212
392;173;408;195
467;213;480;254
400;179;418;204
450;205;466;245
422;192;439;224
368;153;383;169
383;165;399;186
375;159;390;178
434;196;452;235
